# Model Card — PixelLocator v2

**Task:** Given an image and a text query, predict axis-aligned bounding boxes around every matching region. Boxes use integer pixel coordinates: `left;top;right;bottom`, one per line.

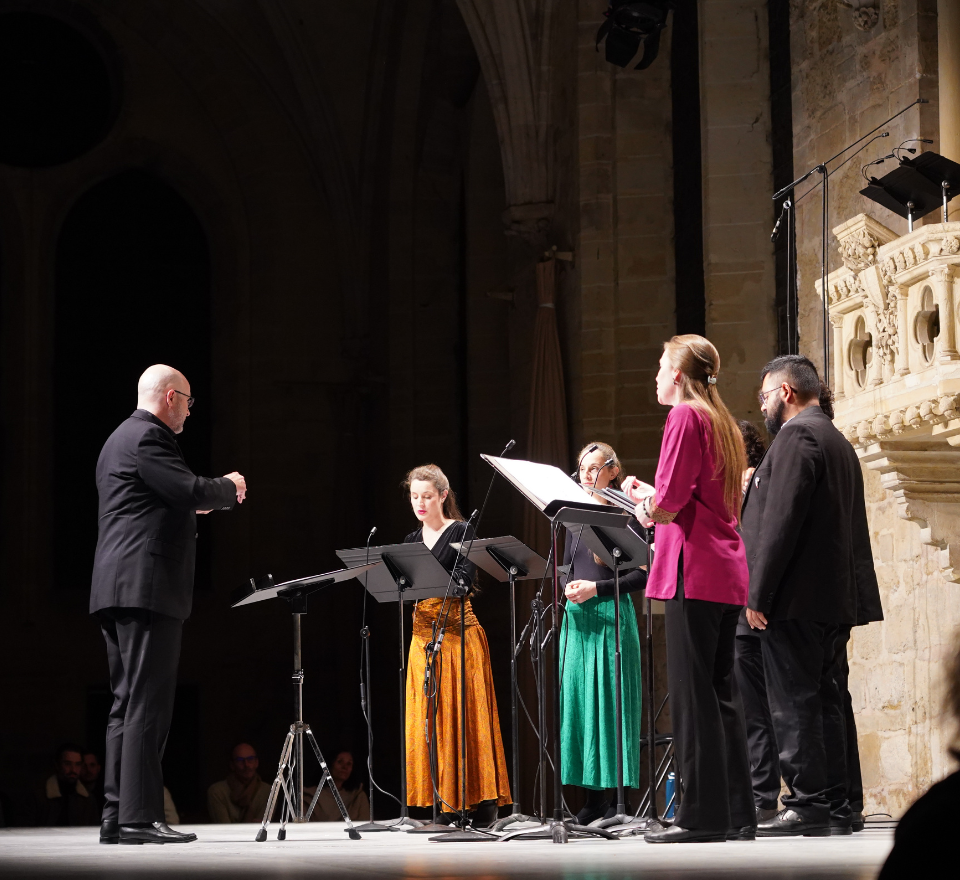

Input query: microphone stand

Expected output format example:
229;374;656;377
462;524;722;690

354;527;404;832
772;97;926;377
428;439;515;841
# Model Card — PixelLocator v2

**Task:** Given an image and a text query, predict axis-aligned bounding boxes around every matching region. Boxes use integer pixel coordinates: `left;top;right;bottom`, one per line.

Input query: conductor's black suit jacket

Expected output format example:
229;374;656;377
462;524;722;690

90;409;236;620
740;406;882;626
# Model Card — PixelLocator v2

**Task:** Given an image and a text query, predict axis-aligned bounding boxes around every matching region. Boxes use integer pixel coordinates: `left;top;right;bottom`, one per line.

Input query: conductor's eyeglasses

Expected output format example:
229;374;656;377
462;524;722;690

173;390;195;409
232;755;258;764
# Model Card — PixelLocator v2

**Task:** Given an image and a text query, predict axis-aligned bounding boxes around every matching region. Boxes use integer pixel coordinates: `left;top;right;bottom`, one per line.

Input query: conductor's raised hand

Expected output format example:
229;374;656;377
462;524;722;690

224;472;247;503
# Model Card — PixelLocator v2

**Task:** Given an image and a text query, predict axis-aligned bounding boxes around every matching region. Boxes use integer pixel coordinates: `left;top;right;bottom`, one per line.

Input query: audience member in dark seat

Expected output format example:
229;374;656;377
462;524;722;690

306;750;369;822
25;743;100;827
879;638;960;878
207;743;271;823
81;751;104;814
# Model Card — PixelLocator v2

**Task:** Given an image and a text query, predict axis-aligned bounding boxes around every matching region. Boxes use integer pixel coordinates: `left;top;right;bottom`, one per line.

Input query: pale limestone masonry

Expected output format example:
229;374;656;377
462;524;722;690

816;212;960;815
576;0;677;474
699;0;777;423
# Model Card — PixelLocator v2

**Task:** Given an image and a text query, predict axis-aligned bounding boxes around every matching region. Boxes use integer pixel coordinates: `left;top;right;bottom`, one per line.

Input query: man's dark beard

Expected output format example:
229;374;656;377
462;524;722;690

764;396;786;436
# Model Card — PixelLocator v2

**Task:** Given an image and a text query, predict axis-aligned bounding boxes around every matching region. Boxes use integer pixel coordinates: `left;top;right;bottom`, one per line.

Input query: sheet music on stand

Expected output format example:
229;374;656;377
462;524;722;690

480;455;604;514
584;483;653;514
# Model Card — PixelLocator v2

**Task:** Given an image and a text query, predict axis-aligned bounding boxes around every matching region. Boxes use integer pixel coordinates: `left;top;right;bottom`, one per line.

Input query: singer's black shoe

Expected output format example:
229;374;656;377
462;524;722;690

851;811;865;832
645;824;727;843
469;800;499;829
119;822;198;844
99;820;119;845
756;806;779;823
436;812;458;826
602;800;633;821
576;800;609;826
757;809;830;837
726;824;757;841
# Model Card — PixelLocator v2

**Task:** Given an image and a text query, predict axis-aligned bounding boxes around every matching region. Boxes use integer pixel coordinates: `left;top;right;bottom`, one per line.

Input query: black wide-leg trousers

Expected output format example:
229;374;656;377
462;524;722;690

99;608;183;825
833;624;864;813
734;632;781;810
665;580;754;832
761;619;849;824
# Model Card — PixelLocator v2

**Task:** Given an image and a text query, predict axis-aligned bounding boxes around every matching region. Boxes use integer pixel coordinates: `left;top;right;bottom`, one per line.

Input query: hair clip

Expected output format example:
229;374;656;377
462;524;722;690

707;375;717;385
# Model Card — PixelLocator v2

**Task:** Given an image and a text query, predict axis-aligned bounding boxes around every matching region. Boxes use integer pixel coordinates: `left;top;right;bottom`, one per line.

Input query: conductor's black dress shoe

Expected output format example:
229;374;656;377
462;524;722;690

756;809;830;837
99;820;119;845
645;824;727;843
119;822;198;844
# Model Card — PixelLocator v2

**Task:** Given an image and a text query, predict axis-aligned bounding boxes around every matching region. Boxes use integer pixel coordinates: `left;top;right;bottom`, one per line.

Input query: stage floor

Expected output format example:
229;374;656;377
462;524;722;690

0;821;895;879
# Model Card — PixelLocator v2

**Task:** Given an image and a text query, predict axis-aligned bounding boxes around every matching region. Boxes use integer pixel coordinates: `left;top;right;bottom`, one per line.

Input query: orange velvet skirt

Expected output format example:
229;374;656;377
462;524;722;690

405;598;512;810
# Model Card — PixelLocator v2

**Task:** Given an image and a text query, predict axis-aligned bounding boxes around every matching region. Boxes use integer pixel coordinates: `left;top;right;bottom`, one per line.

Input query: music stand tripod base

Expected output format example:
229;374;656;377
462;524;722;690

233;568;372;842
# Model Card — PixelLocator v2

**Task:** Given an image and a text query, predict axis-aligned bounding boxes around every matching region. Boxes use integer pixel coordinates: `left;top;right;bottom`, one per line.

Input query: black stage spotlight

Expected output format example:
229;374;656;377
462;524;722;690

596;1;673;70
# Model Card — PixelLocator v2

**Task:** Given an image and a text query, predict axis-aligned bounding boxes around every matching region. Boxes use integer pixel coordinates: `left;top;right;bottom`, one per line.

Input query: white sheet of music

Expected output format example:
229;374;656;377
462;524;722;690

481;455;604;511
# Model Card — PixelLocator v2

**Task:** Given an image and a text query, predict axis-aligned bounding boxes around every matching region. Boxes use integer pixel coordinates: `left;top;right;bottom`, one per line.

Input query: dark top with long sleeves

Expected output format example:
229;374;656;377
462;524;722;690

90;409;237;620
561;522;647;597
403;520;477;589
740;406;882;625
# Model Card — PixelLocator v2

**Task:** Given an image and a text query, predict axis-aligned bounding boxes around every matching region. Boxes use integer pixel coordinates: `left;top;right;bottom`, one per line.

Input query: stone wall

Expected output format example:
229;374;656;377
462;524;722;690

790;0;939;370
787;0;960;817
699;0;777;422
852;468;960;816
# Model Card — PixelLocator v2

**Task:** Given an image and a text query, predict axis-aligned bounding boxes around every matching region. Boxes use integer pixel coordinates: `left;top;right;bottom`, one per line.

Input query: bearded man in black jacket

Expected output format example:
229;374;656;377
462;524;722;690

90;365;247;845
741;355;881;838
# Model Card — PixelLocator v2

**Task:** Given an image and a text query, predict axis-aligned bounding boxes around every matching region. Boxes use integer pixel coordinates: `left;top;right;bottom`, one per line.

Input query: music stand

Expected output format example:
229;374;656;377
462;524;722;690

336;543;454;831
451;536;548;832
481;455;623;845
902;151;960;222
569;519;649;832
231;565;377;841
860;164;943;232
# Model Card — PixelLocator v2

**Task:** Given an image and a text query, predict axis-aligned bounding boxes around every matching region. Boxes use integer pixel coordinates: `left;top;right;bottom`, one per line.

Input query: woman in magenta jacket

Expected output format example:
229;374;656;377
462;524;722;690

623;334;754;843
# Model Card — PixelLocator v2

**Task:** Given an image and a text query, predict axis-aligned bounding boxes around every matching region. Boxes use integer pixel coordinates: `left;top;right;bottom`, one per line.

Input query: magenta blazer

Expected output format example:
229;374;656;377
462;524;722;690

644;404;749;605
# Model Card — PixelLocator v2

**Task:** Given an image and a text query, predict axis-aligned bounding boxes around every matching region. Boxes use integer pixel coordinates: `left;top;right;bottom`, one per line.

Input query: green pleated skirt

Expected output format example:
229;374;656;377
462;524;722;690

559;594;642;789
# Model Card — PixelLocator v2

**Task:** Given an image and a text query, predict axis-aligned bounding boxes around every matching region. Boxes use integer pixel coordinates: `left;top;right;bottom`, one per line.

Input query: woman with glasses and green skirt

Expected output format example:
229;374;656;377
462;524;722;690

560;442;646;825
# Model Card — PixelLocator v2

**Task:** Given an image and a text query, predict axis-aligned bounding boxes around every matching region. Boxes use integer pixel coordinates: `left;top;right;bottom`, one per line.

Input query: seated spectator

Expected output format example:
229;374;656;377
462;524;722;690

80;750;104;814
24;743;100;826
207;743;271;823
879;635;960;878
164;786;181;825
307;750;369;822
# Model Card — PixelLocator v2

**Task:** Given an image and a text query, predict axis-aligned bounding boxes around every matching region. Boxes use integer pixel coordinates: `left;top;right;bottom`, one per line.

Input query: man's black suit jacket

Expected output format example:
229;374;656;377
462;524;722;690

740;406;882;625
90;409;236;620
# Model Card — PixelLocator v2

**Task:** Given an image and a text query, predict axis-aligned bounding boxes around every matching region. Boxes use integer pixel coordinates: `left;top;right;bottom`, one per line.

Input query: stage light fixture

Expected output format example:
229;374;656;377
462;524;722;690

595;1;673;70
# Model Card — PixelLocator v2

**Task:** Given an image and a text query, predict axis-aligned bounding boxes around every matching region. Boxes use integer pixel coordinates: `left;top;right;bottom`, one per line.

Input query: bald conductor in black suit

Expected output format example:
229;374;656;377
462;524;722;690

91;365;246;845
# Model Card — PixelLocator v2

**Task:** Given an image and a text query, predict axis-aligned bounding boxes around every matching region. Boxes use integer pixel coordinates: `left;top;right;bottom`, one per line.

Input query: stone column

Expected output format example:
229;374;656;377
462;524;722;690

932;265;960;361
830;314;846;399
895;284;910;376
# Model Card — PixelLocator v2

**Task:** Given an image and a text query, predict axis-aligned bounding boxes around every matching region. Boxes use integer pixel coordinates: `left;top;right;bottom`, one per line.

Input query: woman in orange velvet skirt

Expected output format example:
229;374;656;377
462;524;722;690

403;464;511;827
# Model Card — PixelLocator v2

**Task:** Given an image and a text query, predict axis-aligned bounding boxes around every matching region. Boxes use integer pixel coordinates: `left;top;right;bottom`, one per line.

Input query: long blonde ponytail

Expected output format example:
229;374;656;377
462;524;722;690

663;335;747;521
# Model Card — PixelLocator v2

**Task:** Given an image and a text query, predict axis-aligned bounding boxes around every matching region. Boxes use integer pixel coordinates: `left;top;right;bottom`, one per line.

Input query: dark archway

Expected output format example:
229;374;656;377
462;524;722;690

0;9;120;168
54;169;212;592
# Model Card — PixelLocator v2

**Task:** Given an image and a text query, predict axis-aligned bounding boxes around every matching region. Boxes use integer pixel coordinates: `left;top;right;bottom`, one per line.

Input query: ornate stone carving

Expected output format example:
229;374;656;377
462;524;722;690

838;227;881;271
838;1;879;31
816;216;960;584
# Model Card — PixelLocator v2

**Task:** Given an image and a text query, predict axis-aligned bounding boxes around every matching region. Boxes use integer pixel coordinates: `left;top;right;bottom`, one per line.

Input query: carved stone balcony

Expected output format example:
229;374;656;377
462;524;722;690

816;214;960;582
